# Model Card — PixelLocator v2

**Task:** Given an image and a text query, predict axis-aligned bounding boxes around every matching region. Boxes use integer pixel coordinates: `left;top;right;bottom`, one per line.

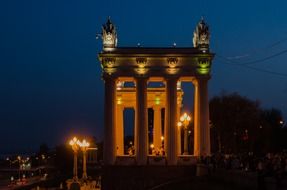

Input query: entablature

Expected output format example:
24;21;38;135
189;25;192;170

99;48;214;78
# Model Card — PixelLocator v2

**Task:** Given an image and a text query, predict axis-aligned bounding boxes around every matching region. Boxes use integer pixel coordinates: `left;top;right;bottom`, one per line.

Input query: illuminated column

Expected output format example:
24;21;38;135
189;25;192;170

116;105;124;155
153;106;162;150
177;104;181;155
103;76;116;165
165;78;178;165
133;106;137;150
135;77;148;165
193;78;210;156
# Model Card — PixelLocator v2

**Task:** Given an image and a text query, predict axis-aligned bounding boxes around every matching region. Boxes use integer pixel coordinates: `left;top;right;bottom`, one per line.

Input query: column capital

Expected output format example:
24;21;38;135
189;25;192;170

194;76;210;83
135;76;149;81
164;76;179;82
102;74;116;82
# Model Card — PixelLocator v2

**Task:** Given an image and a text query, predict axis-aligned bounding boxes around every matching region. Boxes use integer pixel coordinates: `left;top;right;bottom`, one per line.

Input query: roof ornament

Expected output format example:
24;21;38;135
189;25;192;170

193;17;210;52
102;17;118;51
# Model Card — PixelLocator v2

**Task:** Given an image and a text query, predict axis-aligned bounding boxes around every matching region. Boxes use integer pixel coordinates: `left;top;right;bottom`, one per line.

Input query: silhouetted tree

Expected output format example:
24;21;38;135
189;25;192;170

210;92;286;155
260;108;285;152
210;92;261;154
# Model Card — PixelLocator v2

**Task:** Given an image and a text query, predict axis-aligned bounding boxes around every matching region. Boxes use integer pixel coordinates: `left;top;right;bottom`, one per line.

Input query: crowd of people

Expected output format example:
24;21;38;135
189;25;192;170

201;151;287;188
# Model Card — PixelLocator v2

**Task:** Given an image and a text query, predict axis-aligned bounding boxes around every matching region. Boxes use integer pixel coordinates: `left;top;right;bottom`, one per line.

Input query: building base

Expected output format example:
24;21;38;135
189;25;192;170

102;165;196;190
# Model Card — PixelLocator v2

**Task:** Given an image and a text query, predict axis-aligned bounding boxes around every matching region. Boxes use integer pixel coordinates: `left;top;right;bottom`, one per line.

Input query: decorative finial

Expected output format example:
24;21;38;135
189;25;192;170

193;17;210;52
101;17;118;51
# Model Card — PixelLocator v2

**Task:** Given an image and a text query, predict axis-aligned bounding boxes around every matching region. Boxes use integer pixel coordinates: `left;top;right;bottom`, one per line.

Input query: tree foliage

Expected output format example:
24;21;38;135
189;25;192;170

209;92;286;155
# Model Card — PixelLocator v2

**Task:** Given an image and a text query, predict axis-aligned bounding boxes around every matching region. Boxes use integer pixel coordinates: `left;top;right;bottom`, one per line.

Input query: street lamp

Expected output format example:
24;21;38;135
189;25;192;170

78;139;90;180
69;137;80;181
178;113;191;155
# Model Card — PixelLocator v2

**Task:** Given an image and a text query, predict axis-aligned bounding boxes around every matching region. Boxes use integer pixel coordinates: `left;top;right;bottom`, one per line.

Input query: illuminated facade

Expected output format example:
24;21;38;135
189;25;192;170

98;18;214;166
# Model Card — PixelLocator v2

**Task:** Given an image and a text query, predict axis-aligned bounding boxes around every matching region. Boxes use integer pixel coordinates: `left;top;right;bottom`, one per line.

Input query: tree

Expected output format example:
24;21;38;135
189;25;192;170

210;92;287;155
260;108;285;152
210;92;261;154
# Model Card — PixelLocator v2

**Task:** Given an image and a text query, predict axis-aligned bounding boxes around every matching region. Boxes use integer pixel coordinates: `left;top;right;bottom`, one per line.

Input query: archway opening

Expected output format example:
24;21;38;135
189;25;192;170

179;81;195;155
123;108;135;155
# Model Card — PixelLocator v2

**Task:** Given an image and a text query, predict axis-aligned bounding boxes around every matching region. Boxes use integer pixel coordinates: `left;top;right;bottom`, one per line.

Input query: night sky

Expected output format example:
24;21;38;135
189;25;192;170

1;0;287;153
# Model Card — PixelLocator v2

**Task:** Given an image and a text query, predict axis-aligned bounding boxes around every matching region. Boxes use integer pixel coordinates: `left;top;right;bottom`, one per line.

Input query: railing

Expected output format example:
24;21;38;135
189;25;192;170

177;155;197;165
147;156;167;165
115;155;136;165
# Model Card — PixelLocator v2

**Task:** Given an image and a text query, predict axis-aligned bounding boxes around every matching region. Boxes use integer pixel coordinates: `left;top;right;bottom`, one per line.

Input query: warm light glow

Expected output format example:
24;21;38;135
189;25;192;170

78;139;90;148
150;144;154;149
177;81;181;90
161;136;164;141
178;113;192;129
135;68;148;74
117;97;122;105
155;96;161;105
116;81;124;90
69;137;79;146
280;120;284;125
69;137;80;152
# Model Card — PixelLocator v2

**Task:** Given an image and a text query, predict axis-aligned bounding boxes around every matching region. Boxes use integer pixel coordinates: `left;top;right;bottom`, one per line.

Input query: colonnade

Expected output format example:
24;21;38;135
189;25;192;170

103;76;210;165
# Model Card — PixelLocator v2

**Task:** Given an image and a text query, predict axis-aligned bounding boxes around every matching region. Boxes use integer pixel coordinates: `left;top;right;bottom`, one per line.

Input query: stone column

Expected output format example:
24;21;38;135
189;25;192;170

153;106;162;150
193;78;210;156
135;77;148;165
103;76;116;165
165;78;178;165
177;99;181;155
116;105;124;155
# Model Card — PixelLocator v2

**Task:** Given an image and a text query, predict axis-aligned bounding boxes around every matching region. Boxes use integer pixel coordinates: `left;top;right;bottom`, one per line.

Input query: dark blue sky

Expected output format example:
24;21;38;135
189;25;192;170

1;0;287;153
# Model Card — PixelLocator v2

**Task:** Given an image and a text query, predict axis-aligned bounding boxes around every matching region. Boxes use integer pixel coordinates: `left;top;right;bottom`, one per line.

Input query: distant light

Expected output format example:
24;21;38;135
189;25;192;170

173;42;176;47
280;120;284;125
137;43;141;47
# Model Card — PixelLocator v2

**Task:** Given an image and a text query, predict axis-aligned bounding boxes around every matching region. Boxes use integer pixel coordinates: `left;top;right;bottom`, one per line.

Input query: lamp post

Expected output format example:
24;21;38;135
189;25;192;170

178;113;191;155
160;136;164;147
69;137;80;181
78;139;90;180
